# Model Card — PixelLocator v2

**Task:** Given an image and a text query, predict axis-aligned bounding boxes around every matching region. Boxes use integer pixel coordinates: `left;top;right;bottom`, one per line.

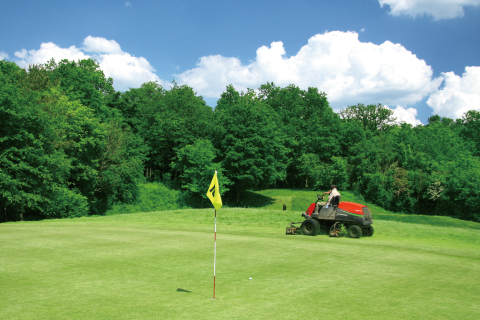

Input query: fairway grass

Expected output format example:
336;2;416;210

1;209;479;319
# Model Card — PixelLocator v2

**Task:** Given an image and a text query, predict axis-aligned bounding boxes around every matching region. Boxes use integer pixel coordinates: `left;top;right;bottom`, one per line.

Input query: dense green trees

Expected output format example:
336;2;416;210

45;58;116;118
340;103;396;133
0;59;144;219
172;139;230;206
213;86;288;201
346;116;480;221
1;58;479;222
257;83;344;188
1;61;87;218
458;110;480;157
118;81;214;181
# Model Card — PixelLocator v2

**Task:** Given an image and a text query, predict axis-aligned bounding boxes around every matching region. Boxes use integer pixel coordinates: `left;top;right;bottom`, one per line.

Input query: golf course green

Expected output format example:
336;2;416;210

1;190;479;319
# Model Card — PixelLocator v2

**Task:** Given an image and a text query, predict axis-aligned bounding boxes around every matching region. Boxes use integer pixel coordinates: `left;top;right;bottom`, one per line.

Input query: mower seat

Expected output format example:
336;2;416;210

330;195;340;207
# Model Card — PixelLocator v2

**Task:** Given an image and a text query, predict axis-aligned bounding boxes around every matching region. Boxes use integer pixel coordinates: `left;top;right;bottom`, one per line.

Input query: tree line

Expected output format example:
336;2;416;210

1;59;479;222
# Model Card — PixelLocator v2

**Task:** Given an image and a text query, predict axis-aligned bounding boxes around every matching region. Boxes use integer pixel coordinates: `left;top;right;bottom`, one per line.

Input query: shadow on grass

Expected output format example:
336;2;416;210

176;288;208;298
234;191;276;208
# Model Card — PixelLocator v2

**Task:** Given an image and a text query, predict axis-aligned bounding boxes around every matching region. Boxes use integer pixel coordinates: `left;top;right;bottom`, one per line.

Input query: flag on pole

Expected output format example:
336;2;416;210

206;171;222;210
207;171;222;300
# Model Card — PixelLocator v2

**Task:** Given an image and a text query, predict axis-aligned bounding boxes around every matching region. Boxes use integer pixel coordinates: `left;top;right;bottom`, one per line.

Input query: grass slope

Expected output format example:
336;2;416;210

1;207;479;319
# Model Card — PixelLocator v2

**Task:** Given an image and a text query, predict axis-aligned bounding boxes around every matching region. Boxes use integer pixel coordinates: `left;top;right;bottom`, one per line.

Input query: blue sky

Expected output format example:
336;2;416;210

1;0;479;125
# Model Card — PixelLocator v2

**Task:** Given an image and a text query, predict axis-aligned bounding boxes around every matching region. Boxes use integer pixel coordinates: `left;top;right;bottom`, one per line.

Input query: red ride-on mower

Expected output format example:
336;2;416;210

286;194;374;238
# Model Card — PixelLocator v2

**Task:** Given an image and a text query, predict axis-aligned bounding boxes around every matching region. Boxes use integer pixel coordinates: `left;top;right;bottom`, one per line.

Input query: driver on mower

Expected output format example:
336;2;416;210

315;184;340;213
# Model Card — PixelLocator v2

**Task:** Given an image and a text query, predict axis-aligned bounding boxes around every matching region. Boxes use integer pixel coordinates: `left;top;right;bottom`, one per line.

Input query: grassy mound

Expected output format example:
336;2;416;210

106;182;190;215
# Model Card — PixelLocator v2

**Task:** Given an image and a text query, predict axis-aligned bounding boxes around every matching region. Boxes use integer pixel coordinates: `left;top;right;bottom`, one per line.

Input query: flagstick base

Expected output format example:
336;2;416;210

212;275;216;300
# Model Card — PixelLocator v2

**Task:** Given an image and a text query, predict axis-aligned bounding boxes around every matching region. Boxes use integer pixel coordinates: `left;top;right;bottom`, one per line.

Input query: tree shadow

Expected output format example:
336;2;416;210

234;190;275;208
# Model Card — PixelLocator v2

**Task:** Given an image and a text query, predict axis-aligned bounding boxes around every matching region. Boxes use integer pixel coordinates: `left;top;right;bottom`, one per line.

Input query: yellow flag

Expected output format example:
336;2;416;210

207;171;222;210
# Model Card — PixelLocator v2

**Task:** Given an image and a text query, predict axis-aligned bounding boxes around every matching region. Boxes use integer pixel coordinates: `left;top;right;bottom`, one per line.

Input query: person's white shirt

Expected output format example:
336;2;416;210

327;188;340;205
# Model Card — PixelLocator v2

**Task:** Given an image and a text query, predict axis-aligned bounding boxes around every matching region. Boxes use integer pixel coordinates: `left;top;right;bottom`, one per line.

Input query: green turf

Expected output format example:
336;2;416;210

1;208;479;319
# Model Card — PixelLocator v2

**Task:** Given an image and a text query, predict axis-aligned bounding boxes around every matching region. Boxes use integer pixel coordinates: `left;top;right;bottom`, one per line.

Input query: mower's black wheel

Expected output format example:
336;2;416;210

348;225;362;238
362;226;374;236
365;225;374;237
301;219;319;236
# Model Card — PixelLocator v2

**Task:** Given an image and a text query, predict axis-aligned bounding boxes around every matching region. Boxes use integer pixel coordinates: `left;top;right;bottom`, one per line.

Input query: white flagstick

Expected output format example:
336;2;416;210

213;209;217;300
206;170;221;301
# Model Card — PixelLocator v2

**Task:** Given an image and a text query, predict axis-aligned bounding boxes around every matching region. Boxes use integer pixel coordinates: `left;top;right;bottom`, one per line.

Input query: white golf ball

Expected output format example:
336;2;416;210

249;277;252;280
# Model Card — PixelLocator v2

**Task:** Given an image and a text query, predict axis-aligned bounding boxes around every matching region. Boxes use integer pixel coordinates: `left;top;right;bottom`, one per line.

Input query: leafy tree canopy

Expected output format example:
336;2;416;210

214;86;289;201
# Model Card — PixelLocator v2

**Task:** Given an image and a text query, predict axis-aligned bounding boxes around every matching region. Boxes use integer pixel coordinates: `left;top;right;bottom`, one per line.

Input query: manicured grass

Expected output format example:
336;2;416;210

1;208;479;319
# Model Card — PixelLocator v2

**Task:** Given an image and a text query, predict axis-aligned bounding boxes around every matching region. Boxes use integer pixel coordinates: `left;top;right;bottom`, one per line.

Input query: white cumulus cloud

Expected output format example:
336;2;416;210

12;32;478;126
379;0;480;20
0;51;8;60
14;43;88;67
83;36;122;54
427;67;480;119
12;36;168;92
95;52;166;91
389;105;423;126
176;31;442;114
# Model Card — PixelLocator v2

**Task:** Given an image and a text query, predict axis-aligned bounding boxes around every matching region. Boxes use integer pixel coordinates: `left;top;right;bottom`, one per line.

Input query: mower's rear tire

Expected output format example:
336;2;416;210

365;225;374;237
348;225;362;238
301;219;319;236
